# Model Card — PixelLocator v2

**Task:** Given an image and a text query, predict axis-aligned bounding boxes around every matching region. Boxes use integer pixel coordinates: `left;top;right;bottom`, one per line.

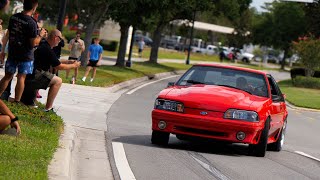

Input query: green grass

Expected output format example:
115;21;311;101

0;102;63;179
279;80;320;109
57;62;190;87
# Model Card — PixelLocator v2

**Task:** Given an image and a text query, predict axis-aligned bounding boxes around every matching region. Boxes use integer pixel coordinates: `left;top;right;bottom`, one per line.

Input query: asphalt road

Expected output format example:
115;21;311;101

106;76;320;180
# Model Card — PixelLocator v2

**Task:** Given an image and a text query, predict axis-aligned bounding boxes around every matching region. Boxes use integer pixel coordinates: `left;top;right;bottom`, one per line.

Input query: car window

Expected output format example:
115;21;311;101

177;66;268;97
267;75;284;101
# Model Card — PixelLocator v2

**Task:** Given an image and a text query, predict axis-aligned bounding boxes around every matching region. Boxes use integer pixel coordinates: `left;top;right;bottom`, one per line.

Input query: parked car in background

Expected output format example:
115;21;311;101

151;64;288;157
134;34;153;46
236;50;255;63
203;45;218;55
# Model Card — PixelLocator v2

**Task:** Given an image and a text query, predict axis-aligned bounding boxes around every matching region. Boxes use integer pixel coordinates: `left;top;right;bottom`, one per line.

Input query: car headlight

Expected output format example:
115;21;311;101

224;109;259;122
154;99;184;113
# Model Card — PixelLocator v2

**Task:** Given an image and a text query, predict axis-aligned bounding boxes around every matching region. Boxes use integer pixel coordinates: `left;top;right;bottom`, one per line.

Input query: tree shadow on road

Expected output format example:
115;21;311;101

111;134;250;157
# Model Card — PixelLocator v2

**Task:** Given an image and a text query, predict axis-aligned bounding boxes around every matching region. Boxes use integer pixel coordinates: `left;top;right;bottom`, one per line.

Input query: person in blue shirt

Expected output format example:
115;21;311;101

81;38;103;82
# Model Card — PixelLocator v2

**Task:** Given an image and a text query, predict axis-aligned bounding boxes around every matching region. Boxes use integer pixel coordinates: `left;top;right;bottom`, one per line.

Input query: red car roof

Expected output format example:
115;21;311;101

194;64;268;75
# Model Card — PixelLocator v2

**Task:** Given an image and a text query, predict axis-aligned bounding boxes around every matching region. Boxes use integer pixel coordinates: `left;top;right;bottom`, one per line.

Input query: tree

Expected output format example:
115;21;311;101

304;0;320;37
293;37;320;77
147;0;214;63
70;0;114;66
108;0;153;67
252;2;307;69
38;0;114;66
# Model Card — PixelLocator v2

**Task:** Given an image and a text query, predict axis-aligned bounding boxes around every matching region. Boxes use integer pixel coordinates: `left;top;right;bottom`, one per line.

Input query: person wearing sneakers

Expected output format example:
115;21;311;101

81;38;103;83
21;29;80;112
0;0;46;103
66;32;85;83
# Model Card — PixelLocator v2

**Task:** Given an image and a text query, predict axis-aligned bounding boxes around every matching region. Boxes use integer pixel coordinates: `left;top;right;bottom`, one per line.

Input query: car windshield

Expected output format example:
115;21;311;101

176;66;268;97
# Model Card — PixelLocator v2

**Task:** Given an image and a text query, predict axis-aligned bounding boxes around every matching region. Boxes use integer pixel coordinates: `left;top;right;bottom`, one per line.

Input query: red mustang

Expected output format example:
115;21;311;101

151;64;288;157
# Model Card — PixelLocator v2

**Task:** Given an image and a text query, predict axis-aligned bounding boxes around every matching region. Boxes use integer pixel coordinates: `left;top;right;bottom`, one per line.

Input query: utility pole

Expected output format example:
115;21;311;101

186;11;196;65
57;0;67;32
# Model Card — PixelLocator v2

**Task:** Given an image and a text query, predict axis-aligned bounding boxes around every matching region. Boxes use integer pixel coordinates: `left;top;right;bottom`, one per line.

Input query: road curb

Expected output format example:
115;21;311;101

48;125;76;180
286;100;320;112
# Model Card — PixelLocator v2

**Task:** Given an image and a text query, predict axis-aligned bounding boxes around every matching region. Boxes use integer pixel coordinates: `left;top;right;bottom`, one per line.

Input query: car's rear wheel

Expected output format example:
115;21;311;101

268;120;287;151
151;130;170;145
249;118;270;157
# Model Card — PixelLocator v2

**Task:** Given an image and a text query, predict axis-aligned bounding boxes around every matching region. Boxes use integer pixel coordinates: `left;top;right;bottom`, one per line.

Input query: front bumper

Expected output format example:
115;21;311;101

152;109;264;144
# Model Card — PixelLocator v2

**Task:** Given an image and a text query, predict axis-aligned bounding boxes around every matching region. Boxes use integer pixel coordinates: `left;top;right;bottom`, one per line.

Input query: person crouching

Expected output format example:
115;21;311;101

21;29;80;112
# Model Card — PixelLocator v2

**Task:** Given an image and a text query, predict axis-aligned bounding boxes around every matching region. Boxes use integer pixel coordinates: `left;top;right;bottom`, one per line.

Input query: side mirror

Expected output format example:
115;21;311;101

272;95;281;102
282;94;286;100
167;82;175;87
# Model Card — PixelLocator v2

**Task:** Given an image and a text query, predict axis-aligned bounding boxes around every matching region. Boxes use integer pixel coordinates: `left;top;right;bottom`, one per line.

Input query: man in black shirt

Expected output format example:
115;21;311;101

21;29;80;111
0;0;46;102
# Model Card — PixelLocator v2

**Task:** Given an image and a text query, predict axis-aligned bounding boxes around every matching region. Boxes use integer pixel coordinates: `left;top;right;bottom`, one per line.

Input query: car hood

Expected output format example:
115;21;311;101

159;85;268;112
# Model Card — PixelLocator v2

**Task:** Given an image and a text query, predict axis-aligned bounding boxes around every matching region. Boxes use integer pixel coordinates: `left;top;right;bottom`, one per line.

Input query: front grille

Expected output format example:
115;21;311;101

174;126;227;137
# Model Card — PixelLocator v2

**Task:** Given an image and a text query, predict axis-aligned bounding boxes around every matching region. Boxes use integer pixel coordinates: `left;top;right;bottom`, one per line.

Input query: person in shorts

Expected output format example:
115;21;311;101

138;37;145;58
21;29;80;111
81;38;103;82
66;32;85;82
0;0;46;103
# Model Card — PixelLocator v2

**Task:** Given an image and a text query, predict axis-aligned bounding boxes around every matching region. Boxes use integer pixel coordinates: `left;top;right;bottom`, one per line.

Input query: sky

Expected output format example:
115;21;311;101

251;0;273;12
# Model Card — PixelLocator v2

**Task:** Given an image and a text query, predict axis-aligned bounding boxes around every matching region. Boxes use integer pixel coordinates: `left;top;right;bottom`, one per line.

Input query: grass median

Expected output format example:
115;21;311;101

279;80;320;109
0;102;63;179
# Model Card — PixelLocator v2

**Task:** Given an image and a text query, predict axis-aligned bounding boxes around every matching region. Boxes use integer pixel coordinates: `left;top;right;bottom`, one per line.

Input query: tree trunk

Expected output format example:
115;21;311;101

81;21;95;66
280;48;289;70
149;24;164;63
115;24;129;67
305;68;314;77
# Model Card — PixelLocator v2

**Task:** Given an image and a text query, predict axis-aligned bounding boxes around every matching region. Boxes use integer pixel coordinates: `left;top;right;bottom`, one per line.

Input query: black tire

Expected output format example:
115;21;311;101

176;134;189;141
249;118;270;157
151;130;170;145
268;120;287;151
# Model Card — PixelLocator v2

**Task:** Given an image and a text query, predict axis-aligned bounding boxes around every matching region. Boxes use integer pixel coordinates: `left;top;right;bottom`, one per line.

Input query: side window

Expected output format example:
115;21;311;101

267;75;283;102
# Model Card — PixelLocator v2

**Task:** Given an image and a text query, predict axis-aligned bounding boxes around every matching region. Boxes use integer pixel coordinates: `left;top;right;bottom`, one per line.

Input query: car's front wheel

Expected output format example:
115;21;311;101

151;130;170;145
249;118;270;157
268;120;287;151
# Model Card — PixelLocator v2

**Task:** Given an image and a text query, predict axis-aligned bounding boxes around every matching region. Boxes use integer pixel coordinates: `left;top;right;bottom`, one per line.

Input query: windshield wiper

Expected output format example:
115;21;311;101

217;84;252;95
186;80;205;84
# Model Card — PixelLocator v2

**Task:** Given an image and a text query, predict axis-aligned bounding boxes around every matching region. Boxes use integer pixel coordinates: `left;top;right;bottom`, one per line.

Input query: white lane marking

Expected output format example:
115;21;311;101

294;151;320;162
126;75;179;94
190;153;230;180
112;142;136;180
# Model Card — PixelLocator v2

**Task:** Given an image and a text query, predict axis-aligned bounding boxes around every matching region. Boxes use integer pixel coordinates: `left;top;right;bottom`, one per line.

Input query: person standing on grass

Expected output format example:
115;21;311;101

0;0;21;135
138;37;145;58
0;0;46;103
66;32;85;83
81;38;102;82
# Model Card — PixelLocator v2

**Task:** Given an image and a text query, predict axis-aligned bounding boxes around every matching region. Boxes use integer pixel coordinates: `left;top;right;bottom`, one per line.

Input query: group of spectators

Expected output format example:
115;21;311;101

0;0;103;135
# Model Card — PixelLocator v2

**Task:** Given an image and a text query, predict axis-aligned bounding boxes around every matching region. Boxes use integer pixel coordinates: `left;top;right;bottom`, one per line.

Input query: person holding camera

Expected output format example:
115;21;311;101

21;29;81;112
66;32;85;83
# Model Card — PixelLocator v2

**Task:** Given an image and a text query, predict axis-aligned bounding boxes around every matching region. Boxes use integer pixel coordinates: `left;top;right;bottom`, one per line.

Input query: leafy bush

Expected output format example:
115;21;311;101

293;37;320;77
100;40;118;52
293;76;320;89
290;68;320;79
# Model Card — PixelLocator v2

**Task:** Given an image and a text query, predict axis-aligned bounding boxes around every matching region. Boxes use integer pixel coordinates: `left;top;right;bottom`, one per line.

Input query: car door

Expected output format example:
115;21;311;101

267;75;286;134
